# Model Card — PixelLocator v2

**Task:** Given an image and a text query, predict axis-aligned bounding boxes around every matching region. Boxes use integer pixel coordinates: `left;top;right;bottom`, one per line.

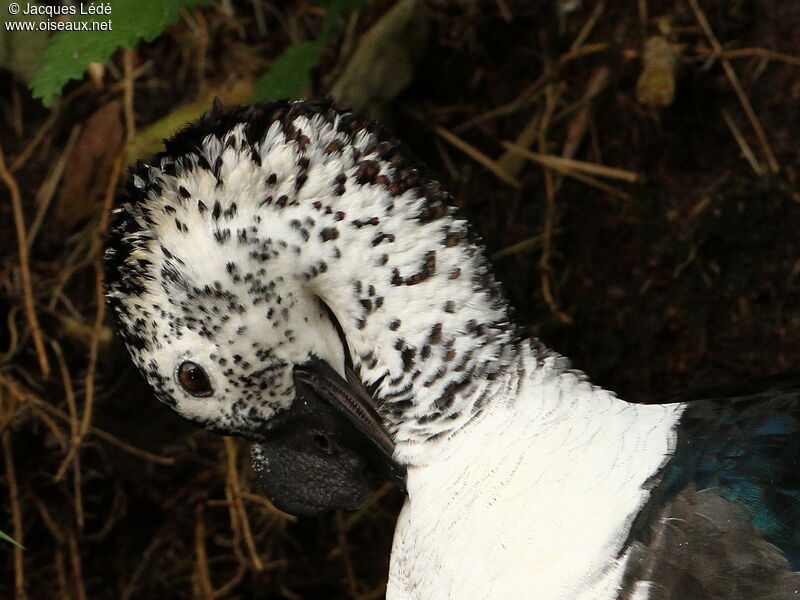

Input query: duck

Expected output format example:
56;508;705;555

104;99;800;599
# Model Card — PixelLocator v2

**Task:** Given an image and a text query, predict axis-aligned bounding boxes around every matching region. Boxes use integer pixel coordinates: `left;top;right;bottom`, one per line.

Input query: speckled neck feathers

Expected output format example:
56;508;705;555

106;100;519;449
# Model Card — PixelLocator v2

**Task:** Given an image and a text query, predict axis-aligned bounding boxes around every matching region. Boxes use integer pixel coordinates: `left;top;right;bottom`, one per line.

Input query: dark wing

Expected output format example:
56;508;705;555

620;374;800;599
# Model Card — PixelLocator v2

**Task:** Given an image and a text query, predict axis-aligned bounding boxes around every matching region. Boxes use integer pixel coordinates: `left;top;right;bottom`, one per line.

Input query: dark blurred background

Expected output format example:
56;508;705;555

1;0;799;598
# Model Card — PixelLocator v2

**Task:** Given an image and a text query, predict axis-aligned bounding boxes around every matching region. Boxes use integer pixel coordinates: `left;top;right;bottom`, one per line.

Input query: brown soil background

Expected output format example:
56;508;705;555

1;0;799;598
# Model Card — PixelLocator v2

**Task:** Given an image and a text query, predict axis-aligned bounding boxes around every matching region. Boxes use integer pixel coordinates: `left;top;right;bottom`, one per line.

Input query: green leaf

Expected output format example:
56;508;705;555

253;40;324;101
0;529;23;549
30;0;211;106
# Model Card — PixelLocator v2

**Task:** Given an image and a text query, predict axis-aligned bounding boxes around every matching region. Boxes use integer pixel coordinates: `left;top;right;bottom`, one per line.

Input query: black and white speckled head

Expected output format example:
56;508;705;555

105;100;518;466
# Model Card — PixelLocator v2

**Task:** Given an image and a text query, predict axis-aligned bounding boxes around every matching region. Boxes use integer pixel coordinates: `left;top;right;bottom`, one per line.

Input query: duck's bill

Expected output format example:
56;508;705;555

250;358;406;517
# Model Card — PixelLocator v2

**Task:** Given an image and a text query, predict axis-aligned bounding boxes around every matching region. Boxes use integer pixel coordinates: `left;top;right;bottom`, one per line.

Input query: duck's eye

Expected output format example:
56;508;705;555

177;361;213;397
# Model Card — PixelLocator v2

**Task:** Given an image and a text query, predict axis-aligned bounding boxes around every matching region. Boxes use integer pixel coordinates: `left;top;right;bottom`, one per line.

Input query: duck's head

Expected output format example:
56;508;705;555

105;100;515;515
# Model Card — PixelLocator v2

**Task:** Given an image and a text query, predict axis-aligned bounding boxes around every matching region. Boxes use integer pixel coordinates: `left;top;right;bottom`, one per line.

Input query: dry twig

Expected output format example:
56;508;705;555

502;143;640;183
2;374;175;465
9;110;59;173
695;46;800;67
722;108;763;175
0;143;50;377
67;531;87;600
537;82;573;324
335;512;363;599
689;0;779;173
27;125;82;249
2;432;27;600
223;437;264;571
435;126;520;188
194;505;215;600
568;0;604;52
56;151;125;481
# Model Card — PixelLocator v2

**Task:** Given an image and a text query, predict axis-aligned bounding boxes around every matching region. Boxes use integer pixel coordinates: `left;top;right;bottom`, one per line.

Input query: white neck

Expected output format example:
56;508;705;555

387;347;683;600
